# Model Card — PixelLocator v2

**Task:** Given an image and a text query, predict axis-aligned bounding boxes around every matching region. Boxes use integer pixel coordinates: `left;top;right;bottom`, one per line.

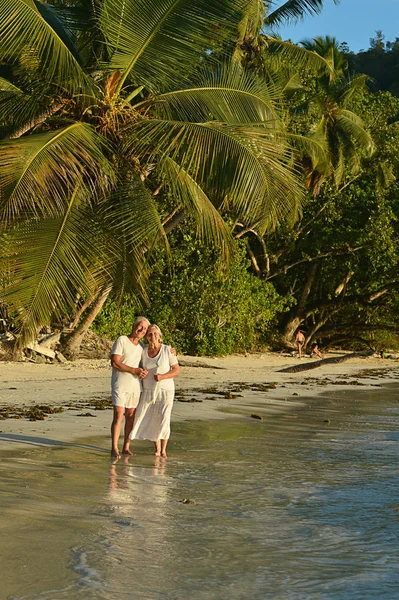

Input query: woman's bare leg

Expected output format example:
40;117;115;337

160;439;168;458
154;440;161;456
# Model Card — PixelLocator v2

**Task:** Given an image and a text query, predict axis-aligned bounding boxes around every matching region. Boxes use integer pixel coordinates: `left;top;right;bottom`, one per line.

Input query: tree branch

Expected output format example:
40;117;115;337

265;246;363;281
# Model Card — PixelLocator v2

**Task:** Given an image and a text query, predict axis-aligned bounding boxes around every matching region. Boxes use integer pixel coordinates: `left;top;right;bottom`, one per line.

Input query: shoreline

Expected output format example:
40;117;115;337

1;352;398;453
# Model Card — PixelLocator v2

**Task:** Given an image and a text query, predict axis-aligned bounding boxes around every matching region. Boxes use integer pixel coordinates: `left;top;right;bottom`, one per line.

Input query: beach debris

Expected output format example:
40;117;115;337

177;397;203;403
324;419;331;424
55;351;68;363
0;318;15;342
26;342;56;360
0;404;63;421
250;413;263;420
180;498;196;504
77;412;96;417
178;359;225;369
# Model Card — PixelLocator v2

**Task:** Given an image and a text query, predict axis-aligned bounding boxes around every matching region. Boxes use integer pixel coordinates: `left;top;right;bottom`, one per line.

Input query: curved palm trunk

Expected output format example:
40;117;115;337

62;285;112;359
10;102;63;139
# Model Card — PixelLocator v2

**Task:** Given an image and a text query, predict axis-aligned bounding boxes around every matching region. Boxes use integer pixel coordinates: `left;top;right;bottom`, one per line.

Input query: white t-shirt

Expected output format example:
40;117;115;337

141;345;178;392
111;336;143;396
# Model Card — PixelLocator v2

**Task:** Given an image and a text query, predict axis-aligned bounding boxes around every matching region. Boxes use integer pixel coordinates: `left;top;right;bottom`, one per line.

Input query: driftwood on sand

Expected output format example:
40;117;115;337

278;352;373;373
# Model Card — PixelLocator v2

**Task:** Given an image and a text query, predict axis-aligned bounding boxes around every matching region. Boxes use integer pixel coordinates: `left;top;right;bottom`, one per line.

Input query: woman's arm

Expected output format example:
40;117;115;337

154;363;180;382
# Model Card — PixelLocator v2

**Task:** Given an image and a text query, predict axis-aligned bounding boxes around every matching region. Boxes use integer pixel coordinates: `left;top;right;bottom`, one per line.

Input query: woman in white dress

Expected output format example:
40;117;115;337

130;325;180;458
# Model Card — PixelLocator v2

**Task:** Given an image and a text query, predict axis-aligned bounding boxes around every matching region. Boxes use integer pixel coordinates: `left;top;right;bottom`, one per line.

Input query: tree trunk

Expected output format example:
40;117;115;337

280;263;318;347
69;292;98;329
62;285;112;359
10;102;64;138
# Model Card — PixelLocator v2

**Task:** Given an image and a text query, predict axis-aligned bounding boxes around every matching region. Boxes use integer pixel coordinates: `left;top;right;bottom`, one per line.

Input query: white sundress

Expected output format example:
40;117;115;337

130;345;178;441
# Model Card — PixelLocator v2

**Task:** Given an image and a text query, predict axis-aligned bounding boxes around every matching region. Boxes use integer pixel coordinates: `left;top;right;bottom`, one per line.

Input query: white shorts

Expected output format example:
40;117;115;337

112;391;140;409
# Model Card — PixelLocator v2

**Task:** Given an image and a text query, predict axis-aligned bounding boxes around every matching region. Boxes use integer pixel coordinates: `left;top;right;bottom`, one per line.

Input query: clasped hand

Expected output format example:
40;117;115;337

136;368;162;381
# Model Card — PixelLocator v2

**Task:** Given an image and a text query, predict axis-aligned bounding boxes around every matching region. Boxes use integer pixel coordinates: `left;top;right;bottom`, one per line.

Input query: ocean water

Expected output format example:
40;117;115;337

1;382;399;600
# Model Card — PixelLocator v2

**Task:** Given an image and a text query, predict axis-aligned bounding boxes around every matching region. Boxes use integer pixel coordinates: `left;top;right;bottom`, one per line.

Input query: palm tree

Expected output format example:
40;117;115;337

295;36;375;193
0;0;322;355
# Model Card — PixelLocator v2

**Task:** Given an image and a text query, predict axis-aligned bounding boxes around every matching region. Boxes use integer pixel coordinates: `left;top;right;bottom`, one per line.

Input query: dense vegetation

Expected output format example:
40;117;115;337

0;1;398;356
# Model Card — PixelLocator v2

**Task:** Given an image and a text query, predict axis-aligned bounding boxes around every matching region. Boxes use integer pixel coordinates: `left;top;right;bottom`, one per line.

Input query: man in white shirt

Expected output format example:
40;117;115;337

110;316;150;458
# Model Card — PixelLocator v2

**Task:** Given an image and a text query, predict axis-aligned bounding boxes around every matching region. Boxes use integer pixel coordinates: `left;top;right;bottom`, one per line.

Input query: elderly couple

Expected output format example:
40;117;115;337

110;316;180;459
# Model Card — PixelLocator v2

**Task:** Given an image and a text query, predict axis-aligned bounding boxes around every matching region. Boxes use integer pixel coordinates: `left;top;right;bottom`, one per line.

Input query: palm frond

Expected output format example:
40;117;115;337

265;0;339;27
340;74;370;104
0;123;114;226
147;63;281;125
97;178;167;302
264;37;336;78
125;117;304;232
99;0;243;92
0;0;90;93
0;186;104;347
337;111;375;155
161;157;234;261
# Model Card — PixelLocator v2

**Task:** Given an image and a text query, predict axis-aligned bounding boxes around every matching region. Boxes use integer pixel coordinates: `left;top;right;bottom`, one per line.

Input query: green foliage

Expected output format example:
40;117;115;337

0;0;310;347
92;295;142;341
93;232;289;355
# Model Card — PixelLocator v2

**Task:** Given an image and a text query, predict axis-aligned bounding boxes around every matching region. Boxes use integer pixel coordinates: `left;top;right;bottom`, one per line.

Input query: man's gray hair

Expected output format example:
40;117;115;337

133;316;150;328
147;324;163;342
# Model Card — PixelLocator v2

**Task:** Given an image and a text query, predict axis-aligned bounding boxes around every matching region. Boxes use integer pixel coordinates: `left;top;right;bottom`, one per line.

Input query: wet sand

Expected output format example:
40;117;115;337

1;378;399;600
1;352;398;453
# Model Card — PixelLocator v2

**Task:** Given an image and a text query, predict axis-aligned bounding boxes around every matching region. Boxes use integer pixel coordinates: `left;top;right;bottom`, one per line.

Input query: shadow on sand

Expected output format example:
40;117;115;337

0;432;108;453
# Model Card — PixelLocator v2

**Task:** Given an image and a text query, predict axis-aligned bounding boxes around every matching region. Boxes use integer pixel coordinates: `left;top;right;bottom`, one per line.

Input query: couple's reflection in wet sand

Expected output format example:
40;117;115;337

102;454;176;594
108;454;170;513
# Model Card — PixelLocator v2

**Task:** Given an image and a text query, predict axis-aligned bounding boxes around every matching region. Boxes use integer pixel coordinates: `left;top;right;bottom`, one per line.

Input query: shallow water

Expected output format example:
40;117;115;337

2;383;399;600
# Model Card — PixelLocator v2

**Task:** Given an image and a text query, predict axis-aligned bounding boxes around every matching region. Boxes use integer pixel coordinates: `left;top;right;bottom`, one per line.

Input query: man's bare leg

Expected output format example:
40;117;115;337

160;439;168;458
122;407;136;455
154;440;161;456
111;406;125;458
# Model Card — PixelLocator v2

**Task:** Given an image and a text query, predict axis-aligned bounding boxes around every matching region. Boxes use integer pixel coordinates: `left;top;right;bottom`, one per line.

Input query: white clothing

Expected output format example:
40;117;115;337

131;389;174;441
111;336;143;408
130;345;178;441
142;344;178;393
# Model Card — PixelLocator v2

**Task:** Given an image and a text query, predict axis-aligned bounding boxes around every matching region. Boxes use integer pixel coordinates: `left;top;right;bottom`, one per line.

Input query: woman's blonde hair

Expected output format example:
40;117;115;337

147;324;163;342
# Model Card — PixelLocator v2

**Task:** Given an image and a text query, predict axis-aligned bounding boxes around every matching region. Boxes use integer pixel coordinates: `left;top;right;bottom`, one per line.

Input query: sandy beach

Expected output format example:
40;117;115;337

1;351;399;600
1;352;398;453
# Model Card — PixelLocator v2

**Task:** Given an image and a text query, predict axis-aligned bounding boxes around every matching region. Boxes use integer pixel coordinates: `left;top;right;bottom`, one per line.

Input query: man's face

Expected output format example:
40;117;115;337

133;320;148;338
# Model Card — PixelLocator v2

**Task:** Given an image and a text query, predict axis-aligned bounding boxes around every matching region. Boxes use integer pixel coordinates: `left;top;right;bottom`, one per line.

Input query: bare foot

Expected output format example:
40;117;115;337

111;450;120;460
122;449;135;456
161;452;168;458
154;451;161;456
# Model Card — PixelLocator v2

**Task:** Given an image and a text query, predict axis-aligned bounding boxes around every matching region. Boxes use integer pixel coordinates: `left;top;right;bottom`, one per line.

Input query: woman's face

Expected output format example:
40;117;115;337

146;327;160;344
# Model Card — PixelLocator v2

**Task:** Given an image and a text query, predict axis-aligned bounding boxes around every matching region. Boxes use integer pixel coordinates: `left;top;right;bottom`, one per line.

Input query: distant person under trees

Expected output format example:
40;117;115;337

295;330;305;358
310;342;323;359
